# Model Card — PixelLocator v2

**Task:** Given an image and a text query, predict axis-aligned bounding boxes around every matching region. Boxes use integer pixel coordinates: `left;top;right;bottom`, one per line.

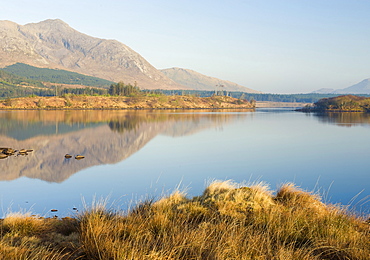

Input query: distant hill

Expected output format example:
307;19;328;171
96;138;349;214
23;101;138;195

0;68;55;97
335;79;370;94
160;67;262;93
313;79;370;94
312;88;336;94
3;63;114;88
0;69;43;88
0;19;186;90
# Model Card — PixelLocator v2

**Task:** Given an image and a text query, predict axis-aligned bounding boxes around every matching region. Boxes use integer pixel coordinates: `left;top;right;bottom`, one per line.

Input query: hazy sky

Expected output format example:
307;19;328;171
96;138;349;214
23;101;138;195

2;0;370;93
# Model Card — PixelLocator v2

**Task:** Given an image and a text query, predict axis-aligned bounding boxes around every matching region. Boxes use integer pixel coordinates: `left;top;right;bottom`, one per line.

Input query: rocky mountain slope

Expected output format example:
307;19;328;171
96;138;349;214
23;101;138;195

161;67;261;93
313;79;370;94
0;19;184;90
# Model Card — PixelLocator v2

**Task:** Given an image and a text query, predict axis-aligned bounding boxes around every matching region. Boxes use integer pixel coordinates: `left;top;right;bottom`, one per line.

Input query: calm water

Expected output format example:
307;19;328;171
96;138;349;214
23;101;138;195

0;109;369;217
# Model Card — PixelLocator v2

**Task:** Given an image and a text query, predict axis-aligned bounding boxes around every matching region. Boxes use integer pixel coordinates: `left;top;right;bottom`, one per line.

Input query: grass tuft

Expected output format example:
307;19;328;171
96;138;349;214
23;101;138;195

1;181;369;259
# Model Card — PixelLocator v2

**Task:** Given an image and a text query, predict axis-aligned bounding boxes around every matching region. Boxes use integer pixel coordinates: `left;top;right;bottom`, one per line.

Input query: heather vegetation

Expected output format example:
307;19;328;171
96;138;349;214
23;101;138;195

302;95;370;112
0;181;369;259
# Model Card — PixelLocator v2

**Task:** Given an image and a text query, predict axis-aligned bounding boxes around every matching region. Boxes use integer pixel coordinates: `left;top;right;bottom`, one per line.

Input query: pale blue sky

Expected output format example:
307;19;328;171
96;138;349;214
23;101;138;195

2;0;370;93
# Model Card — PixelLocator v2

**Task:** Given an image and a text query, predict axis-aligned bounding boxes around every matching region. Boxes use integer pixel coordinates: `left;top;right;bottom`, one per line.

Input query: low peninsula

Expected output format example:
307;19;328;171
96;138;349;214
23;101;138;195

0;94;254;110
300;95;370;112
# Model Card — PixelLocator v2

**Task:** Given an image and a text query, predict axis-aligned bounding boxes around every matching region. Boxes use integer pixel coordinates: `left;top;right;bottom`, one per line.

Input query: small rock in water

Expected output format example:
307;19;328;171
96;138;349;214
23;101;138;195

0;148;34;158
3;148;15;155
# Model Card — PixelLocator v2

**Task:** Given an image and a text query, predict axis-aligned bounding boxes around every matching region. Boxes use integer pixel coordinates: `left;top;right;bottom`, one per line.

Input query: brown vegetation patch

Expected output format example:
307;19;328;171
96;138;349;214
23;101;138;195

303;95;370;112
0;95;255;110
1;181;369;259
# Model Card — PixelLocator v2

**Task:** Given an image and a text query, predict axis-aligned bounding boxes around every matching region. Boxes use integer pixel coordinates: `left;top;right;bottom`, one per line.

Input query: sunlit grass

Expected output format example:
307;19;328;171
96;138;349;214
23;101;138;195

0;180;369;259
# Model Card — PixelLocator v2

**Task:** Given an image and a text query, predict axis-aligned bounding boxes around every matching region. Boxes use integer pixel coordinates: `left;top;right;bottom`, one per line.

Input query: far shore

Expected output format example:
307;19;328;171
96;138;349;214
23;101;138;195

256;101;312;108
0;95;255;110
0;96;315;110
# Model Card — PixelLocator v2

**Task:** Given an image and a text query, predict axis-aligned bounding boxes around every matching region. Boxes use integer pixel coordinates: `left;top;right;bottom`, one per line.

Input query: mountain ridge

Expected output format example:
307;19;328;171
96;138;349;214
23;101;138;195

160;67;261;93
0;19;262;93
0;19;185;90
313;78;370;94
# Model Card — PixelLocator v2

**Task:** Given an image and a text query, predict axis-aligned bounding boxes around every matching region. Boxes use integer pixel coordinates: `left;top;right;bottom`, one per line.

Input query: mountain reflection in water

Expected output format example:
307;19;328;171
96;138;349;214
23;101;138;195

1;109;370;216
0;110;249;183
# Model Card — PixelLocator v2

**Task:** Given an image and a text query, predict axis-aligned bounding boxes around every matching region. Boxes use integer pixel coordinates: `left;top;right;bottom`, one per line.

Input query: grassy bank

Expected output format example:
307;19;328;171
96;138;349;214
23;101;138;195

0;95;254;110
1;181;369;259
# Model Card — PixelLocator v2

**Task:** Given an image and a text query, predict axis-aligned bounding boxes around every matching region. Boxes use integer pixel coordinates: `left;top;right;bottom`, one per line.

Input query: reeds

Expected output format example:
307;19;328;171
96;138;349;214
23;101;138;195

1;181;369;259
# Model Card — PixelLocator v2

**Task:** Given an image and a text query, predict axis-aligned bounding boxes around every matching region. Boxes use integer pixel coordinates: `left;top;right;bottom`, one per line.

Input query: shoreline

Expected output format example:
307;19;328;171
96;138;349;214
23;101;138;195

0;95;255;110
299;95;370;113
0;180;369;259
0;107;256;111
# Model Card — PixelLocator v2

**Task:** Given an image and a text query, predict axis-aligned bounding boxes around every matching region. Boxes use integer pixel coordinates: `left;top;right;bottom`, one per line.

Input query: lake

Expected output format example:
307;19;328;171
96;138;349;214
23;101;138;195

0;109;369;218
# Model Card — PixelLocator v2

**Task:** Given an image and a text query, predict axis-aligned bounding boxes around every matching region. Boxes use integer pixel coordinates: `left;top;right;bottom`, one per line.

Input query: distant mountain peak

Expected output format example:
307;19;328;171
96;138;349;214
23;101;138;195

32;18;69;26
312;78;370;94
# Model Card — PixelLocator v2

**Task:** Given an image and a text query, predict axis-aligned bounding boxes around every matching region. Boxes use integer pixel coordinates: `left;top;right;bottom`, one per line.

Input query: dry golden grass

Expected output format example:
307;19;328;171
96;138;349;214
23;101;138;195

0;212;77;259
0;95;254;110
1;181;369;259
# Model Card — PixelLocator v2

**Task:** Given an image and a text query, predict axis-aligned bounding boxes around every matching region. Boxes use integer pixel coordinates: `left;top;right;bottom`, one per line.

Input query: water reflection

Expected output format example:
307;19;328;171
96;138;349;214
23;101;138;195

1;109;370;216
0;110;251;183
310;112;370;127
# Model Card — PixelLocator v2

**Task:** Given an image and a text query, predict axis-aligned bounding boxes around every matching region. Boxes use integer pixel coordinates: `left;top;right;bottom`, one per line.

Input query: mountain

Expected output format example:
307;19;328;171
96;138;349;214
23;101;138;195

311;88;336;94
312;79;370;94
335;79;370;94
0;19;185;90
160;67;262;93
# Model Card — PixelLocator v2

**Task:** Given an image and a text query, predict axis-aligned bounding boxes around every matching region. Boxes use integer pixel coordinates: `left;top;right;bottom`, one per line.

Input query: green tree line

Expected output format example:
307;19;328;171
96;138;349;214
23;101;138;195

108;82;141;96
61;87;107;96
